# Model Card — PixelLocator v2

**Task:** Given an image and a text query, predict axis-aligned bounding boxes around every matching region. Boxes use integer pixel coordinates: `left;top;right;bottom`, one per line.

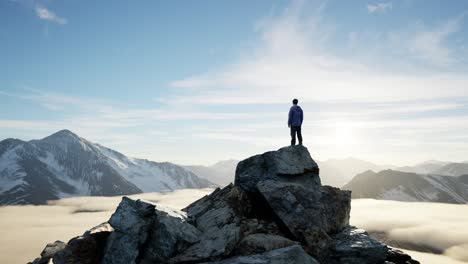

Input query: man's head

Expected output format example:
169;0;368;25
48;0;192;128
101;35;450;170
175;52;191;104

292;98;298;105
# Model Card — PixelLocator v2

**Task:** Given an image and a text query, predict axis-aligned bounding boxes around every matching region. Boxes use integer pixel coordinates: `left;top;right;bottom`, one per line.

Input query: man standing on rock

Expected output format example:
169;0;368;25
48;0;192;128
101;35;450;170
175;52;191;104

288;98;303;146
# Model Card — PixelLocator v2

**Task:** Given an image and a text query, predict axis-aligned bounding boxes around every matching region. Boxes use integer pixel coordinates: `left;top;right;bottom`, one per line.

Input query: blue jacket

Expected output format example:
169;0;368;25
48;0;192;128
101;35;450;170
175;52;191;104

288;105;303;126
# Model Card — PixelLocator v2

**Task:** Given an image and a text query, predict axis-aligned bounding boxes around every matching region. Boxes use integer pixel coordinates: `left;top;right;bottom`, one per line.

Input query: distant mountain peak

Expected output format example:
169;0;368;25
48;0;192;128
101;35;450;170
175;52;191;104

418;160;449;165
343;169;468;204
1;130;214;205
35;129;90;152
45;129;80;140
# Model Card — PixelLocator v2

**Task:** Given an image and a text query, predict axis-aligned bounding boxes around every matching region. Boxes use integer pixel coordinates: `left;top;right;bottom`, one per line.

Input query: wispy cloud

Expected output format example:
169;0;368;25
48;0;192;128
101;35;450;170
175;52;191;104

35;5;67;25
170;1;468;104
406;14;466;65
367;2;392;14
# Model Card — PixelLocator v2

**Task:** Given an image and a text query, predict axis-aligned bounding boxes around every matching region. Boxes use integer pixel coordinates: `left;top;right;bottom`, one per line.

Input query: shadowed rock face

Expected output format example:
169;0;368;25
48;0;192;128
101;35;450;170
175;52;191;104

30;145;419;264
256;180;351;258
200;245;320;264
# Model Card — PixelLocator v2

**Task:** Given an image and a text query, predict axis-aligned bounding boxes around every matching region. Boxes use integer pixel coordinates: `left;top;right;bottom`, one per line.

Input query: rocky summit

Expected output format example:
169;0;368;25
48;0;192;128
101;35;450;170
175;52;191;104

30;145;419;264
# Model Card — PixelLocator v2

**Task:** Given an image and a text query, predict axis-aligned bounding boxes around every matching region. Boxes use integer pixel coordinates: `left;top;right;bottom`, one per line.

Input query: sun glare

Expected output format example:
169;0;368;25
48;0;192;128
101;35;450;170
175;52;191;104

331;121;359;148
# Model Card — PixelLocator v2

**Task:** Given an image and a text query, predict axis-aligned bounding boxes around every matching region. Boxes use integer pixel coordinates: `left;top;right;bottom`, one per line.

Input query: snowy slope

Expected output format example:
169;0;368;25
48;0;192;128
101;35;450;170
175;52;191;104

430;162;468;176
0;130;215;205
343;170;468;204
396;160;450;174
95;144;214;192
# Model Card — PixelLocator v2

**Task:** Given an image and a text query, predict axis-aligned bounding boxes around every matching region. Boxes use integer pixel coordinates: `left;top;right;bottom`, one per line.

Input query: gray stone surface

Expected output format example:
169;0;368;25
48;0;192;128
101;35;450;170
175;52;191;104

385;247;421;264
235;145;320;192
30;240;67;264
256;180;351;257
140;207;201;263
235;233;297;255
53;223;112;264
172;185;252;263
41;240;66;260
201;245;319;264
102;197;155;264
329;226;387;264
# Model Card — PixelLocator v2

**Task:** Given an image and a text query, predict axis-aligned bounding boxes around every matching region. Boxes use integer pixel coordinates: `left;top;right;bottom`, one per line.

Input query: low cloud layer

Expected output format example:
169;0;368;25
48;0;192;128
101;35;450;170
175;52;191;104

351;199;468;262
0;189;213;264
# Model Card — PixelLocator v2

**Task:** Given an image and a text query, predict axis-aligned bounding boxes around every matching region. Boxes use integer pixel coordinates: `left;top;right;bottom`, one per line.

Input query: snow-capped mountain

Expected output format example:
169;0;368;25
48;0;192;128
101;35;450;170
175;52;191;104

185;159;238;186
0;130;215;205
343;170;468;204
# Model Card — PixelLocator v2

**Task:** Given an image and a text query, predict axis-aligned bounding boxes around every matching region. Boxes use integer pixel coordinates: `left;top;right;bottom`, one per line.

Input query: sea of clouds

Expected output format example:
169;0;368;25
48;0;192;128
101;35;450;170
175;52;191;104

351;199;468;263
0;191;467;264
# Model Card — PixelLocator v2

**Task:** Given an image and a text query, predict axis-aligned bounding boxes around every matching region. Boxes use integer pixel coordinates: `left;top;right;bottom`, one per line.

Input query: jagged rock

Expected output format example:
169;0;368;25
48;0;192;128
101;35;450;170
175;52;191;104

237;218;282;238
170;223;240;263
53;223;112;264
102;197;155;264
29;240;67;264
183;184;252;221
200;245;319;264
172;185;253;262
235;233;297;255
235;146;320;192
328;226;386;264
385;248;420;264
139;207;201;263
41;240;67;261
256;180;351;257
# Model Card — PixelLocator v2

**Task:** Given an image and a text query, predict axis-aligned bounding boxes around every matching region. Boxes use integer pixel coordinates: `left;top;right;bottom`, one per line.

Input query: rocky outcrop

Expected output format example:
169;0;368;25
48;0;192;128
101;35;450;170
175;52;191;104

54;223;113;264
30;240;66;264
256;180;351;259
235;145;320;192
102;197;156;264
30;145;419;264
29;223;113;264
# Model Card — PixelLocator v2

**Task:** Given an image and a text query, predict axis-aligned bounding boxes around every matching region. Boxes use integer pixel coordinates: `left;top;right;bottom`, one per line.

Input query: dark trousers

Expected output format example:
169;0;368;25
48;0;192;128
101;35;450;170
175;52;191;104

290;126;302;145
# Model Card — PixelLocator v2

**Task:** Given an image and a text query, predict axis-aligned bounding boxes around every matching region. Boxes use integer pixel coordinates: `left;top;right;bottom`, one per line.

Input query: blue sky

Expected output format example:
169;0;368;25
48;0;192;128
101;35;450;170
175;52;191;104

2;0;468;165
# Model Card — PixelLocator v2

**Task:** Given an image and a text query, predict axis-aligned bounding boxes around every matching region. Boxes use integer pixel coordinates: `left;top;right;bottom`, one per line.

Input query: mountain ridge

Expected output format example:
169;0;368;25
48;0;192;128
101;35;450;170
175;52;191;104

0;130;215;205
343;169;468;203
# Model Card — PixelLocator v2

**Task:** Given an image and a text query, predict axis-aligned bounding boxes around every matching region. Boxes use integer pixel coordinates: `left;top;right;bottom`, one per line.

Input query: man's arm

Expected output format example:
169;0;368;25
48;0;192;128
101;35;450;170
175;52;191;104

288;108;293;127
300;108;303;125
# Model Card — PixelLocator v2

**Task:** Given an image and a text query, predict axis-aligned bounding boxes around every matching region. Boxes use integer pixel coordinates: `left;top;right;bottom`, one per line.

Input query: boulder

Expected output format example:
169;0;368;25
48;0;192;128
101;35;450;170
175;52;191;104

139;207;201;263
235;233;297;255
102;197;156;264
256;180;351;257
329;226;387;264
385;248;420;264
200;245;319;264
172;185;253;262
235;146;320;192
29;240;67;264
53;222;113;264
